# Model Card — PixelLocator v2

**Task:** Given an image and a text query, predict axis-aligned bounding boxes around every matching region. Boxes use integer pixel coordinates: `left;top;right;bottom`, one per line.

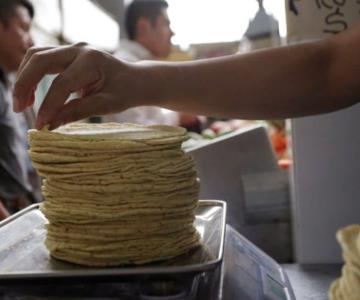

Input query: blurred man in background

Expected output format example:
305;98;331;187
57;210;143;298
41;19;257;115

0;0;39;219
104;0;201;131
117;0;173;62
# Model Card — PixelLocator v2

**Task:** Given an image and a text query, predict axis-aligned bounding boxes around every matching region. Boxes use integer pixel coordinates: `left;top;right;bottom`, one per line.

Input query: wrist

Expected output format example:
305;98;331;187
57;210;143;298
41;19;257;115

125;62;169;107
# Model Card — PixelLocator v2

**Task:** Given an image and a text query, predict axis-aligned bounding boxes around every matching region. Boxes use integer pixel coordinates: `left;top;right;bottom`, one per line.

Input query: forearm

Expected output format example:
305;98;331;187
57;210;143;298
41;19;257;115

138;35;357;120
13;28;360;129
326;26;360;113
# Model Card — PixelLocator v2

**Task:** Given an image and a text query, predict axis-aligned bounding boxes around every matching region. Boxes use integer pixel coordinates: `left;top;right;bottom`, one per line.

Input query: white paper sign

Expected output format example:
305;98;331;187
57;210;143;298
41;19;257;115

287;0;360;264
286;0;360;41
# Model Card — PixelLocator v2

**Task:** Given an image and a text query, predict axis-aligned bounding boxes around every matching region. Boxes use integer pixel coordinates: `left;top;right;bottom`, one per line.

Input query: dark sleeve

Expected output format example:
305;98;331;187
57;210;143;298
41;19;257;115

0;163;27;201
0;83;8;118
0;84;17;164
0;84;31;203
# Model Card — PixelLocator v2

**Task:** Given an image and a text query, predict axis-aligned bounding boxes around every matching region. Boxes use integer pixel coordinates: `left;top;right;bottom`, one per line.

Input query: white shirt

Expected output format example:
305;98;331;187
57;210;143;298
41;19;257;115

114;39;152;62
103;40;179;126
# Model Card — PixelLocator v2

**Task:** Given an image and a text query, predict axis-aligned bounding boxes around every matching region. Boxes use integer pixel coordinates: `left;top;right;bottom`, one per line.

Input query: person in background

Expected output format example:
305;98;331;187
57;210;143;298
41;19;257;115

116;0;173;62
103;0;201;131
0;0;39;219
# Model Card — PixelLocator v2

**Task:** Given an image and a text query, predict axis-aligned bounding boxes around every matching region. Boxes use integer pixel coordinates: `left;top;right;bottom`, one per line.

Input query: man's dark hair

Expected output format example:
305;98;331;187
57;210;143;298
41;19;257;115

0;0;34;84
0;0;34;26
126;0;168;40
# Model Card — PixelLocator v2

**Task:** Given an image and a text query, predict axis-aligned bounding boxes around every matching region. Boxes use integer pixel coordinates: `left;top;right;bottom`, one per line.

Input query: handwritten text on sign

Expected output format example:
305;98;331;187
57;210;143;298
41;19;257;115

289;0;360;35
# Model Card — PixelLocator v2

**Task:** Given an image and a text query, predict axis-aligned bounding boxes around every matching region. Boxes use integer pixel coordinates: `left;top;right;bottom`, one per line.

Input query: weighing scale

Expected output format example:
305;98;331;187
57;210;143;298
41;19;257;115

221;226;295;300
0;222;296;299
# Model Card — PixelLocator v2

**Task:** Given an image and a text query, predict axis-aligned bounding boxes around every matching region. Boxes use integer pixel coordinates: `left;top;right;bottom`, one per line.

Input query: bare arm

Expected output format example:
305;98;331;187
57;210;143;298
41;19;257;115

142;26;360;119
13;24;360;129
142;41;331;119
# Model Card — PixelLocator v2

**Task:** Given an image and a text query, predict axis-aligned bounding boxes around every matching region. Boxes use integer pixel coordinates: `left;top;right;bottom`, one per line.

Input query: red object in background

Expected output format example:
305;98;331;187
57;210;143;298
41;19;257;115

270;130;288;157
269;129;293;169
210;121;228;134
208;120;293;169
210;119;251;135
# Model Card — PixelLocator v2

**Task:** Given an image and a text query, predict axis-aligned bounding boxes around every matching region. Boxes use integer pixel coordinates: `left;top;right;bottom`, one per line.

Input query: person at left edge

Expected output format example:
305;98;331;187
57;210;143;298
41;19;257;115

0;0;40;219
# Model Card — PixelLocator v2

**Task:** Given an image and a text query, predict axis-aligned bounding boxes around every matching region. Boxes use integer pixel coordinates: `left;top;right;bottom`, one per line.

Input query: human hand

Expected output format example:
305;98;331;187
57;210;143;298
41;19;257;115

13;43;141;129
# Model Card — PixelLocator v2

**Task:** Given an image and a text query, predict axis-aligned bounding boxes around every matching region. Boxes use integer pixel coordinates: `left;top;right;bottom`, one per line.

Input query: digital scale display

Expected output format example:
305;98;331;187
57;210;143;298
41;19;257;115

222;226;295;300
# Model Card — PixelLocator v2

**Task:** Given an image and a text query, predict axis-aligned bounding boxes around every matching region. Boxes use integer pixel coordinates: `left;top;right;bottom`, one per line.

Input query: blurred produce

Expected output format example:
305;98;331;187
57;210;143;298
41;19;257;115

206;120;255;138
269;128;287;158
267;120;292;169
184;119;292;170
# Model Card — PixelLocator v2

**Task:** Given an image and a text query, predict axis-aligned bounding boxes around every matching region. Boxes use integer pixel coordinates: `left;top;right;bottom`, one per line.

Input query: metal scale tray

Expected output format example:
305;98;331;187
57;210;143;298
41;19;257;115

0;200;226;300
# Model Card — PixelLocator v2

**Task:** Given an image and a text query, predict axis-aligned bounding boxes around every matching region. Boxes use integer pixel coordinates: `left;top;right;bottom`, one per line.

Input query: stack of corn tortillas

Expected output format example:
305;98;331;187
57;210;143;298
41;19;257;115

28;123;201;266
329;225;360;300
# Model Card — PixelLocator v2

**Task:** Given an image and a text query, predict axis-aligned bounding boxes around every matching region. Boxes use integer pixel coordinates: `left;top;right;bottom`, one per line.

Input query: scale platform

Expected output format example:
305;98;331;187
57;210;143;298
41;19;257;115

0;204;295;299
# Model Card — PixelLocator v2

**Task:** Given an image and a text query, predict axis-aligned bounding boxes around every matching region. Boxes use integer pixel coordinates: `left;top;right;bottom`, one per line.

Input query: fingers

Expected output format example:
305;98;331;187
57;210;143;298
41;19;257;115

13;43;127;130
17;46;54;76
36;55;103;129
13;45;80;112
46;94;111;130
